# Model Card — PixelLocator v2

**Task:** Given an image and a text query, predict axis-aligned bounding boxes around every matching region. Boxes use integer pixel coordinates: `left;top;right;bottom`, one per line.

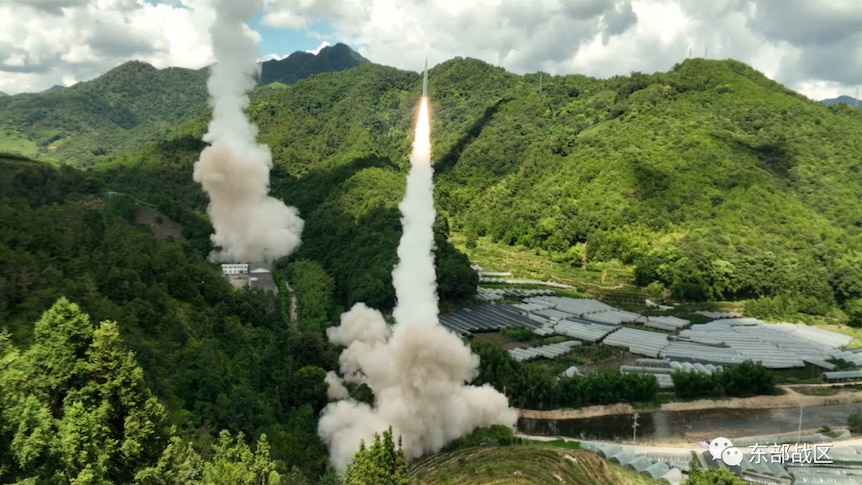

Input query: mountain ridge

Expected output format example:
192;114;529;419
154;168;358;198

0;43;370;165
91;56;862;324
823;95;861;106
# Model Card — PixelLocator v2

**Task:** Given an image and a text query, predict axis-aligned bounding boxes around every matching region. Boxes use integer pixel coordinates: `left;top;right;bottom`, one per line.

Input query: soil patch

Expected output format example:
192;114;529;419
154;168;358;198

135;207;183;240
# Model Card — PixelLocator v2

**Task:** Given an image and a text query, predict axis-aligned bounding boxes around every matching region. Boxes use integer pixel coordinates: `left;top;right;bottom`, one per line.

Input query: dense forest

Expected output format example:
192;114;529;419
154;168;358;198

0;156;346;482
2;52;862;482
91;56;862;324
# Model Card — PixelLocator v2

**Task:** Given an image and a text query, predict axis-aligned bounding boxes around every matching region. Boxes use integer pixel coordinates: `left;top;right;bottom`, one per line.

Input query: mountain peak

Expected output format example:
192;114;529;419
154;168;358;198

259;42;370;86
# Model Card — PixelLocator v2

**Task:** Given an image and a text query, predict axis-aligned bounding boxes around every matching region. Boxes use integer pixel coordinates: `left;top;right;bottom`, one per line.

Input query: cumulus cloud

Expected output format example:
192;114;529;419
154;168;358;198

4;0;862;99
260;0;861;99
0;0;214;94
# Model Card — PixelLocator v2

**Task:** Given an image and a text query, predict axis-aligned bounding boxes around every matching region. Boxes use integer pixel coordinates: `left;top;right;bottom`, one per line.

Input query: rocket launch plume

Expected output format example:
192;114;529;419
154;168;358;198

318;90;517;473
193;0;303;263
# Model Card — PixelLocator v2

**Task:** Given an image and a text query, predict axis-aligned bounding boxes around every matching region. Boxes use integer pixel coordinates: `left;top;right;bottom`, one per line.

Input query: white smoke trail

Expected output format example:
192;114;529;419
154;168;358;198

318;95;517;473
193;0;303;263
391;97;438;326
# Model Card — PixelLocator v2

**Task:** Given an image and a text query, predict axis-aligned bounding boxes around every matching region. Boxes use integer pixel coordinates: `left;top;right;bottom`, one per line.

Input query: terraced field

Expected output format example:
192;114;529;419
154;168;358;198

409;446;656;485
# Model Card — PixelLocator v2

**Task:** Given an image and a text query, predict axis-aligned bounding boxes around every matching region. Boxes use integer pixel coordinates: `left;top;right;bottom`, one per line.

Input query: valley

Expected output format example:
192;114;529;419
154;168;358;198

2;45;862;484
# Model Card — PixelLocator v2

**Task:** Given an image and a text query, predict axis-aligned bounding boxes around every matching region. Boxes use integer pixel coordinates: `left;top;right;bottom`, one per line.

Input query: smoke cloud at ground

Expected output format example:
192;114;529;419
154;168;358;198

193;0;303;263
318;98;517;472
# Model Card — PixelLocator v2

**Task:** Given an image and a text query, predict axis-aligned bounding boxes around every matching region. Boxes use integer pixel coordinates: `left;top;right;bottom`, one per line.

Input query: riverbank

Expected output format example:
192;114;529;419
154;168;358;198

517;386;862;420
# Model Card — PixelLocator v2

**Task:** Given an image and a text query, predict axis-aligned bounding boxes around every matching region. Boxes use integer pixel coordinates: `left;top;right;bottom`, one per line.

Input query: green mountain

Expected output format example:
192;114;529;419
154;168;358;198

0;91;8;97
3;54;862;482
0;44;368;166
101;57;862;321
0;61;210;166
259;42;370;86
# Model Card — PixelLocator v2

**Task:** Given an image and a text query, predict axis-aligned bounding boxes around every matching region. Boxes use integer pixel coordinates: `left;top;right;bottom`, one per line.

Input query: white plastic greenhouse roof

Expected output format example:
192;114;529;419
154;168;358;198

830;350;862;366
522;296;616;316
509;340;582;362
645;315;691;331
581;310;647;325
603;328;670;357
823;370;862;380
552;319;617;342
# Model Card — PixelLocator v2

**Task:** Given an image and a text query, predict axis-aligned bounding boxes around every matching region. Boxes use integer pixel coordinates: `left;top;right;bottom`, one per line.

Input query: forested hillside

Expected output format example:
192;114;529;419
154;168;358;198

259;42;370;86
96;56;862;322
97;63;479;311
0;44;368;167
3;52;862;482
0;155;344;482
0;62;209;166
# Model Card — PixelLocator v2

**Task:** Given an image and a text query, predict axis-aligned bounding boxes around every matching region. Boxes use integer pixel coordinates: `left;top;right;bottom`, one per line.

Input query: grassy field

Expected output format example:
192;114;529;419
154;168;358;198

449;234;639;296
450;233;749;319
409;445;658;485
0;132;38;158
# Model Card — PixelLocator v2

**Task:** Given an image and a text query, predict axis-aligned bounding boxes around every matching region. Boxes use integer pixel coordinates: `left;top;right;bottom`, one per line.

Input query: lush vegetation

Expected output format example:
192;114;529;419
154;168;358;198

0;62;209;166
342;428;410;485
671;361;778;399
7;55;862;320
4;52;862;482
79;55;862;323
0;156;337;482
684;460;747;485
0;298;294;484
471;340;659;409
0;44;368;167
94;63;479;311
848;408;862;433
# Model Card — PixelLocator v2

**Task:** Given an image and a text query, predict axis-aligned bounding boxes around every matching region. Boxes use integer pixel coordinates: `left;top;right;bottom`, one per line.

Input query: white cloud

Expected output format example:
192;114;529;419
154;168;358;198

306;41;331;55
0;0;214;94
258;0;861;100
1;0;860;99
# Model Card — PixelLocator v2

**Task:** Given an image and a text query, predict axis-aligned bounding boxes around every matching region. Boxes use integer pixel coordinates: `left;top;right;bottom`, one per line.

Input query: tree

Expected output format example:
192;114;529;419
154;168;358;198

1;298;166;484
685;459;747;485
848;408;862;433
342;427;409;485
845;298;862;328
201;431;281;485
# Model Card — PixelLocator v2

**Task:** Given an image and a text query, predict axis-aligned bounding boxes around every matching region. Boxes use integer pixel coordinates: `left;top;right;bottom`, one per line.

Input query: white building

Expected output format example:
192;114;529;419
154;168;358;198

221;263;249;276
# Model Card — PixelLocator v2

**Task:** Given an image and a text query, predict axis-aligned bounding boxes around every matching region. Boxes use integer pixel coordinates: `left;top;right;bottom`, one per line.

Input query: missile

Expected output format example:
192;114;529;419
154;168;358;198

423;58;428;96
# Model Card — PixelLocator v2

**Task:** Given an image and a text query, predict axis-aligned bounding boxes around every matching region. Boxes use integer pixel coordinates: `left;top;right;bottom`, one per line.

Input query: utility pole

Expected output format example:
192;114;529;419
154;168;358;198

632;413;640;442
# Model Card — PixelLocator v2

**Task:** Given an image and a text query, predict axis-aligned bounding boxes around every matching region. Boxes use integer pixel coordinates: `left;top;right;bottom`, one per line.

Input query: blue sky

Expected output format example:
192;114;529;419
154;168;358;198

249;13;336;59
